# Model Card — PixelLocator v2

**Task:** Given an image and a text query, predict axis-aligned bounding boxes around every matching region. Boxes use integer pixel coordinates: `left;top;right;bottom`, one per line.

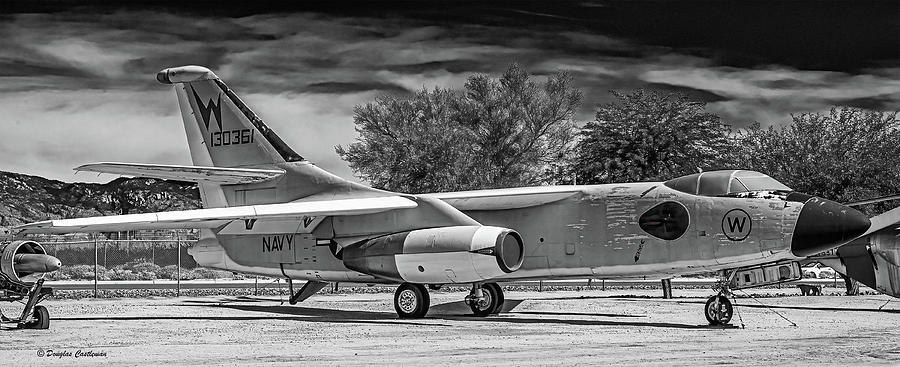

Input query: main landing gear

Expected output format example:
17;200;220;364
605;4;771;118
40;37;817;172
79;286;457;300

394;283;430;318
465;282;504;316
392;282;505;318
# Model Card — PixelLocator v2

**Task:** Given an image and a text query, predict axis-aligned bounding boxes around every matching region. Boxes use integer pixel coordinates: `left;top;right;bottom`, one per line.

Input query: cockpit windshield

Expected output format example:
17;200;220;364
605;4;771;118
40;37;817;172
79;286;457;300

663;170;791;196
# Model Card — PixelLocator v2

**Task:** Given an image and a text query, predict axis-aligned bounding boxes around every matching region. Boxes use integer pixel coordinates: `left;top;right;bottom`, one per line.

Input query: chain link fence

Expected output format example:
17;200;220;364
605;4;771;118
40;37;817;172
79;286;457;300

24;230;274;297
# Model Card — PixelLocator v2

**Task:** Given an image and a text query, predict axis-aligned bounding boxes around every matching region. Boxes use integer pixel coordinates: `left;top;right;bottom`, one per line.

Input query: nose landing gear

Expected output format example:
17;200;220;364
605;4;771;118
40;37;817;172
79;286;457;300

704;294;734;326
704;271;737;326
703;261;803;326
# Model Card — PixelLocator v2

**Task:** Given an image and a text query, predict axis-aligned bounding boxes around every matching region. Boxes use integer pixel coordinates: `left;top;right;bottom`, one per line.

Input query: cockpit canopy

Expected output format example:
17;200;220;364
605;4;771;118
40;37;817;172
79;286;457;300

663;170;791;196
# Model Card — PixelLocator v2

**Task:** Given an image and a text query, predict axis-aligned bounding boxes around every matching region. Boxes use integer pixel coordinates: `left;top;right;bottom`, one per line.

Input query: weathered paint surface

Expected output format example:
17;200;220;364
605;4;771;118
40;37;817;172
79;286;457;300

201;181;804;282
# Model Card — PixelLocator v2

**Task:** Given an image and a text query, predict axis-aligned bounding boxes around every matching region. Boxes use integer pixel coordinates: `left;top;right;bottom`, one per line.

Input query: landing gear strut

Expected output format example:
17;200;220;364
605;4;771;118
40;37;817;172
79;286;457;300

705;271;736;326
465;282;504;317
285;279;329;305
0;278;53;330
394;283;430;318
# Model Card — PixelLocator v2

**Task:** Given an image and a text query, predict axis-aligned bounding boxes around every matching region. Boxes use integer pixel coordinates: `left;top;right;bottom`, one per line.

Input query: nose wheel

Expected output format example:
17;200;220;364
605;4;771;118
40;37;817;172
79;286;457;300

394;283;430;318
705;270;737;326
704;295;733;325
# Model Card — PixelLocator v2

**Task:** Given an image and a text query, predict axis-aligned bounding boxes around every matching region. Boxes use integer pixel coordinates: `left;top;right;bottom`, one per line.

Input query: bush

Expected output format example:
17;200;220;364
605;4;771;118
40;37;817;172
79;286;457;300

50;265;109;280
107;266;141;281
48;264;238;281
128;262;161;273
192;267;233;279
158;265;198;280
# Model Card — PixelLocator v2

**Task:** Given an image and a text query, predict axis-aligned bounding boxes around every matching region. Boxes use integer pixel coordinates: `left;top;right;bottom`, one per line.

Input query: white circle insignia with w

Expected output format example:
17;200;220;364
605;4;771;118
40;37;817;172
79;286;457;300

721;209;752;241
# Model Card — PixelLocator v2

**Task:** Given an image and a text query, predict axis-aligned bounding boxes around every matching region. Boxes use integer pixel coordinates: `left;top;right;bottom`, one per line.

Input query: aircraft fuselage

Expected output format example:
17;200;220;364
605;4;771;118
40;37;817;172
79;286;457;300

190;181;806;282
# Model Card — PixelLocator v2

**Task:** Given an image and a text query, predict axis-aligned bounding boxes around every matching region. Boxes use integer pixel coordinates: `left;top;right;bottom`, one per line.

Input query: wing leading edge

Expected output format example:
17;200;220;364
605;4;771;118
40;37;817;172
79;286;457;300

15;196;417;234
425;186;584;211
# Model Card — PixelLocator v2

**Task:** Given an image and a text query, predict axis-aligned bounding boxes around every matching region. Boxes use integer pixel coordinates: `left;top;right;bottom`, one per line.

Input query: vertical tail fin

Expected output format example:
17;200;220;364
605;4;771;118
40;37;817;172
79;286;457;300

157;65;303;168
156;66;381;208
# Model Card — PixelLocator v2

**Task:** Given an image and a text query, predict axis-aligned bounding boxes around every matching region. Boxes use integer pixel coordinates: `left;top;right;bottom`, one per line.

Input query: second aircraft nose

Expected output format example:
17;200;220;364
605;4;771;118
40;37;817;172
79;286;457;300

789;194;871;257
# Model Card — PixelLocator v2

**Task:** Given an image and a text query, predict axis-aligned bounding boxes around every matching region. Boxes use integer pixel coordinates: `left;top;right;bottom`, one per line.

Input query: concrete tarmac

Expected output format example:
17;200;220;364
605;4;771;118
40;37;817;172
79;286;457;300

2;288;900;366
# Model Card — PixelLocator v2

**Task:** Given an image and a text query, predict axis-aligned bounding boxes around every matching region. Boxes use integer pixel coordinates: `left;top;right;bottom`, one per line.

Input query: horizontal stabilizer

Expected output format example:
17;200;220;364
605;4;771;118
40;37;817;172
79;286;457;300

75;162;285;185
425;186;583;211
15;196;417;234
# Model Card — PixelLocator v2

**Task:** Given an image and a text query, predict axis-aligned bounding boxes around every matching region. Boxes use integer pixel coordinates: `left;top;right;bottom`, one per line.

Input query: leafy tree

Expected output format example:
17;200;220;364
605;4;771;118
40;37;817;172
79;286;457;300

571;90;734;184
336;88;473;194
737;107;900;214
336;65;582;193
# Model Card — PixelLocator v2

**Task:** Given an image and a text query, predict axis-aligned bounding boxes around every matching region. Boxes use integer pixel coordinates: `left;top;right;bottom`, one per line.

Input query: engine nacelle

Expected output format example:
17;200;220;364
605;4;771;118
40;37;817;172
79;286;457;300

1;241;61;283
342;226;524;284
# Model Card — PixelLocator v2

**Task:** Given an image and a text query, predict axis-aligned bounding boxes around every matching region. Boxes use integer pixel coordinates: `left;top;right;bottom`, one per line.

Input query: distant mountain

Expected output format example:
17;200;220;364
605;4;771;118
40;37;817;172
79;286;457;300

0;171;200;227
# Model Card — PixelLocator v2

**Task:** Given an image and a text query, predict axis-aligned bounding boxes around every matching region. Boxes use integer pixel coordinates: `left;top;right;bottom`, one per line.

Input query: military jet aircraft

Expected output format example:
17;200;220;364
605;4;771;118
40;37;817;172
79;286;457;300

6;65;888;328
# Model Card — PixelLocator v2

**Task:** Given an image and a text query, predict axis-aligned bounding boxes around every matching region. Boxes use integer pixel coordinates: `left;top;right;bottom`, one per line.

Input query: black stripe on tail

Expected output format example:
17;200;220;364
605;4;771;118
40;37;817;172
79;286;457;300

213;79;304;162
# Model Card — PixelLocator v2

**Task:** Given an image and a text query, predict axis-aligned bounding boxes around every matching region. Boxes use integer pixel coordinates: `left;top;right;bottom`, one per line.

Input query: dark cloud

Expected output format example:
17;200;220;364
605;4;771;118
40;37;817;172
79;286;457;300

384;60;488;74
304;81;411;95
837;95;900;111
0;3;899;182
641;83;729;103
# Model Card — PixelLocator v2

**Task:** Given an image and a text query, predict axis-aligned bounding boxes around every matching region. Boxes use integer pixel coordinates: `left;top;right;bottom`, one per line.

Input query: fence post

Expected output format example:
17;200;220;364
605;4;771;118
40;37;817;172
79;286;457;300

93;235;98;298
254;276;259;296
176;231;181;297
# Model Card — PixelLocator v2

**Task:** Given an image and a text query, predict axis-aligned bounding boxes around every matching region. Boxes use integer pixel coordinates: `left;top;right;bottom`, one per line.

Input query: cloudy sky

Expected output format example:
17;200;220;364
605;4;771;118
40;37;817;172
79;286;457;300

2;1;899;183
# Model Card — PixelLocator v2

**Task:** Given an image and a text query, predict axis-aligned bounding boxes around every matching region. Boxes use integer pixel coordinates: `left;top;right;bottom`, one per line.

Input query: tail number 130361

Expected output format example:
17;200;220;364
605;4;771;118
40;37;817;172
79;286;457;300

211;129;253;147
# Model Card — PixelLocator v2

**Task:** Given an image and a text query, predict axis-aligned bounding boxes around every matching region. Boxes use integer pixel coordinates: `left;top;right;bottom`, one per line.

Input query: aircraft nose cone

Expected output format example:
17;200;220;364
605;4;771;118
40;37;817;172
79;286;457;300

790;196;871;257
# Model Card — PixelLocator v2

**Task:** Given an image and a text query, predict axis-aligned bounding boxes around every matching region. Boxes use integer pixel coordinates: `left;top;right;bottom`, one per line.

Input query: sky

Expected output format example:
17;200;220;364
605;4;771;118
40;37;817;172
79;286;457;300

1;1;899;183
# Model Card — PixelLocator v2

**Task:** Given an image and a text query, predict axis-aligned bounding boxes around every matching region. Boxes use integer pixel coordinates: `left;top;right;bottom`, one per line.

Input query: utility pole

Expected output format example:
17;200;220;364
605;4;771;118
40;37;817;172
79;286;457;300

176;231;181;297
93;235;98;298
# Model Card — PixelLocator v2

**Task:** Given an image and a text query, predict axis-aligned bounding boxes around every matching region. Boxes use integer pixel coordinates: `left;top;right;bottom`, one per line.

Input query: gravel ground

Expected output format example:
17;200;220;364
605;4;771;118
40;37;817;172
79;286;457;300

2;288;900;366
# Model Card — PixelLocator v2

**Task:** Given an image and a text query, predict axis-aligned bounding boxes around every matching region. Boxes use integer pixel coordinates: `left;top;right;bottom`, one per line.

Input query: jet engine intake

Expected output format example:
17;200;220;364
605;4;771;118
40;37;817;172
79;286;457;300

1;241;61;283
342;226;524;284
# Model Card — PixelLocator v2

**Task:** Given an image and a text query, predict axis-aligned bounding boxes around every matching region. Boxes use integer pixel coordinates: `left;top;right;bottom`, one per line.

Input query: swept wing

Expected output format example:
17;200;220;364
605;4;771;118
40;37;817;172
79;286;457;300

15;196;417;234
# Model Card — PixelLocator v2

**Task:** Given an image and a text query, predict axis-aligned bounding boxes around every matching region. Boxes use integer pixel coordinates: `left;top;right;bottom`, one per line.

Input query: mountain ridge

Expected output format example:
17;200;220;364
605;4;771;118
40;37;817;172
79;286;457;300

0;170;200;227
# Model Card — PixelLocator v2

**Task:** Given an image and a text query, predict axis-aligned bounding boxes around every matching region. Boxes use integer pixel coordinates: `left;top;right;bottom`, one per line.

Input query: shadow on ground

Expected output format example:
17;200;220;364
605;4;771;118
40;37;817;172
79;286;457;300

164;296;722;330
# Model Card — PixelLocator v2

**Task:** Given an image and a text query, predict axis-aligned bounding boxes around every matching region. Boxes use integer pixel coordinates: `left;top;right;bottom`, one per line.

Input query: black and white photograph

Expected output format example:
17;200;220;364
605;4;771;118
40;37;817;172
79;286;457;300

2;0;900;365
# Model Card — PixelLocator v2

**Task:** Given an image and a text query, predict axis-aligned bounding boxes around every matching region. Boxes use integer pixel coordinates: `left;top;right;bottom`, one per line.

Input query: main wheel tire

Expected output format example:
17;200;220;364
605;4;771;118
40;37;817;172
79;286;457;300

27;305;50;329
704;295;733;326
394;283;430;319
484;282;505;314
469;283;501;317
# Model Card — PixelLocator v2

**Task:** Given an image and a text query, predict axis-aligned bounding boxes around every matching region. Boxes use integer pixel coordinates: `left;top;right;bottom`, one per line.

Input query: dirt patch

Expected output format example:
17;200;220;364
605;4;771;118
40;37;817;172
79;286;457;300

2;288;899;366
